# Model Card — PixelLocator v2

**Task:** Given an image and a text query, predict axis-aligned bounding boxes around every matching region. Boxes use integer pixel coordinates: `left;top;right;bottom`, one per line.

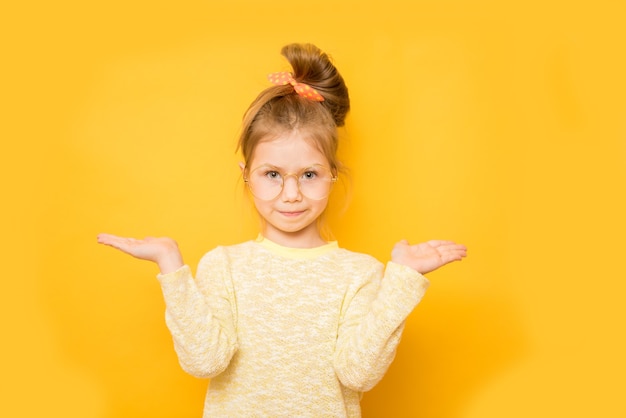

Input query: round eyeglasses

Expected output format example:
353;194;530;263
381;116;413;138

244;164;337;201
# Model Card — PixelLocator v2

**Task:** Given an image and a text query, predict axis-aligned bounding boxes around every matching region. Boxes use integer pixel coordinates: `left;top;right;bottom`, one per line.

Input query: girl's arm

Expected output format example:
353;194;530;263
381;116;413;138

97;233;237;378
333;261;427;392
334;239;466;392
158;254;238;379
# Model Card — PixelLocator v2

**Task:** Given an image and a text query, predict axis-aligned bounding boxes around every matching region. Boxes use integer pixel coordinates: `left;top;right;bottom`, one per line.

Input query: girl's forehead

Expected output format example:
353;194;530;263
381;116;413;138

250;133;329;168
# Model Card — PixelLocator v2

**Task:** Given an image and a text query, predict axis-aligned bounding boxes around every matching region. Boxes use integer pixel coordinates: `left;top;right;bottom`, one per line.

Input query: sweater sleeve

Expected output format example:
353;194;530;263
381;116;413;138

157;247;238;379
333;260;429;392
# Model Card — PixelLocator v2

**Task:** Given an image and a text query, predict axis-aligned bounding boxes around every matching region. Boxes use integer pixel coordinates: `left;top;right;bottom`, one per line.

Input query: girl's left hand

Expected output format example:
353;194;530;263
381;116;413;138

391;239;467;275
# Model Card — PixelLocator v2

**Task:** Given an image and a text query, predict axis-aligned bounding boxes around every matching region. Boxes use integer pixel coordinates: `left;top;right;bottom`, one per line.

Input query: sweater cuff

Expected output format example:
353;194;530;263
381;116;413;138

157;264;192;284
385;261;430;293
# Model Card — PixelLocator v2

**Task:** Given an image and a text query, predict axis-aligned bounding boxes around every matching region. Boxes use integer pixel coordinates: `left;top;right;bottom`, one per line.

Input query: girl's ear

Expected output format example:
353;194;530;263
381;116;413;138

238;162;245;173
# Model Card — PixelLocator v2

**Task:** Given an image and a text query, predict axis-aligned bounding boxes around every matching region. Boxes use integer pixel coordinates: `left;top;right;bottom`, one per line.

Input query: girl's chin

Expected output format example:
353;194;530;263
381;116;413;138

264;222;319;237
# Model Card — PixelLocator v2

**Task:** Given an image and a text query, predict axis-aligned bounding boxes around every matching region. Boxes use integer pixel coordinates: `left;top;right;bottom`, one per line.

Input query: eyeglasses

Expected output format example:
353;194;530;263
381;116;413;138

244;164;337;201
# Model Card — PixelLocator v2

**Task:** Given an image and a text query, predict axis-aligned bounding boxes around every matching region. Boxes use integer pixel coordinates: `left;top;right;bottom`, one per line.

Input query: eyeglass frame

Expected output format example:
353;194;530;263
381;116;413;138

243;163;338;201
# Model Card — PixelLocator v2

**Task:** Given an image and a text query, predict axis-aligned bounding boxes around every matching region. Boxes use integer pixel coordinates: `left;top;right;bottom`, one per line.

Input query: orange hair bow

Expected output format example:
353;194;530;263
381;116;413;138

267;72;325;102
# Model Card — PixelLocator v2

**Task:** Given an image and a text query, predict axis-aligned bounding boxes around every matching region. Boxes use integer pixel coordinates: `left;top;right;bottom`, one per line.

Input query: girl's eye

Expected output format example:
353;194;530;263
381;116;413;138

302;171;317;180
265;171;281;179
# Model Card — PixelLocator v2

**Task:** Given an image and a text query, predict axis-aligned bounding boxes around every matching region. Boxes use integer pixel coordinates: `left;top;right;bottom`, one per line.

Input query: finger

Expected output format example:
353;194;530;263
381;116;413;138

98;235;137;251
430;241;468;255
441;247;467;260
440;254;463;264
101;238;127;250
426;239;456;247
98;234;125;245
97;233;120;245
441;244;467;252
392;240;410;253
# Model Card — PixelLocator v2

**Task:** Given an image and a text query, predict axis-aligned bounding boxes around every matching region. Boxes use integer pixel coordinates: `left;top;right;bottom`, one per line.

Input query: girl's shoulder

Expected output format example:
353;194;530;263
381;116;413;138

197;240;258;264
327;247;383;270
333;246;378;260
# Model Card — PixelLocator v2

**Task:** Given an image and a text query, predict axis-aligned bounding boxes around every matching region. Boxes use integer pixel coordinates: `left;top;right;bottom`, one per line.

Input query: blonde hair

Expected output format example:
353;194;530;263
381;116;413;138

237;43;350;174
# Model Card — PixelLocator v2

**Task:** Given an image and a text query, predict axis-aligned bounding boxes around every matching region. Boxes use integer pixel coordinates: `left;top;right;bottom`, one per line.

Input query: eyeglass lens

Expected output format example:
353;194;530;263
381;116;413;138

246;165;335;200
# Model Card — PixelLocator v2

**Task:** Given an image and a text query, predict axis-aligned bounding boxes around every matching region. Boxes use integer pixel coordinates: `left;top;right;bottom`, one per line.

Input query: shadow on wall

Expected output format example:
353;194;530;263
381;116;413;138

362;293;526;418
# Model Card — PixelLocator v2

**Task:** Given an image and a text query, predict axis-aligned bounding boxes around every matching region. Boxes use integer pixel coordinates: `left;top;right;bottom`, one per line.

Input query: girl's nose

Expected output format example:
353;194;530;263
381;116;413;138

281;175;302;202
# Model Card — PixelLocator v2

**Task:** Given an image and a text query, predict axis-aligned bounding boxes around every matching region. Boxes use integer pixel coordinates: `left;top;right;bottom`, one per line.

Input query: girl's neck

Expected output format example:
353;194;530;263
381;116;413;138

261;227;327;249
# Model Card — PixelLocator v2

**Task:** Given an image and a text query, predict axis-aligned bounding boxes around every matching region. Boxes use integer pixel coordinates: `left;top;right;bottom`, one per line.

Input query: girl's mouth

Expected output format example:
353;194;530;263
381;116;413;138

279;211;305;217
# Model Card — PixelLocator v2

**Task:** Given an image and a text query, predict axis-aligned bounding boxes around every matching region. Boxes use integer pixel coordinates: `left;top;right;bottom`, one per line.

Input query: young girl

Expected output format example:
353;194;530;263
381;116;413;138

98;43;467;417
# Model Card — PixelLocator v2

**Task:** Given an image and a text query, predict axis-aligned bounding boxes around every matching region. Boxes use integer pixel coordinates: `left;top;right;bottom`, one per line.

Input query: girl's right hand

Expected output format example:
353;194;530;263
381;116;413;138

97;233;184;274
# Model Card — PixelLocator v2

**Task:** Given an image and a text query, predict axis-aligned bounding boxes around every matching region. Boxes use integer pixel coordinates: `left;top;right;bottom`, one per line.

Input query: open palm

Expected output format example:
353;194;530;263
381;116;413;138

97;233;184;274
391;239;467;274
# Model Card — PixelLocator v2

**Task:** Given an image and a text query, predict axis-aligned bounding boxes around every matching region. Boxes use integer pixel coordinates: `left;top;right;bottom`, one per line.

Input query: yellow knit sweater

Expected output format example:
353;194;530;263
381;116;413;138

157;237;429;417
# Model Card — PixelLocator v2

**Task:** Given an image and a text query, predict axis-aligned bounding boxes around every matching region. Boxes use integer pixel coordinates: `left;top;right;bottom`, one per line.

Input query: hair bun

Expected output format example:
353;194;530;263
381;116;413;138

281;43;350;127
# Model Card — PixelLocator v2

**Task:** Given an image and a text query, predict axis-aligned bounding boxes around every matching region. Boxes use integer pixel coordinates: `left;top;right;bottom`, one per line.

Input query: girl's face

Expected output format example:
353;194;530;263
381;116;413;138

243;131;332;248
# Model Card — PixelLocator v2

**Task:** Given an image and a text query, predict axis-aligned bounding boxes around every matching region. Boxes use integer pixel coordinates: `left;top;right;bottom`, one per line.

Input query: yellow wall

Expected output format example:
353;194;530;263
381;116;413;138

2;1;625;417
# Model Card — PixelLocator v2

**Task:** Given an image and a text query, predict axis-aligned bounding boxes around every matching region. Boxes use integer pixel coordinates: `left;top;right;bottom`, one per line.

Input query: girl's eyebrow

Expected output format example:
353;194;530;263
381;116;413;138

252;163;326;171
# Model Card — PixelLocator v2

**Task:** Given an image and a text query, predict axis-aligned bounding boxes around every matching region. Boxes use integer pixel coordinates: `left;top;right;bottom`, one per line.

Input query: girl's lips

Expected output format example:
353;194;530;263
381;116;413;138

279;211;305;217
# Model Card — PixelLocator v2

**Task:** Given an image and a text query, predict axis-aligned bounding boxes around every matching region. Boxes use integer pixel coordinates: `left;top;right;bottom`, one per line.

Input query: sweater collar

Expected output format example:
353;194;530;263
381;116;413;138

255;234;339;259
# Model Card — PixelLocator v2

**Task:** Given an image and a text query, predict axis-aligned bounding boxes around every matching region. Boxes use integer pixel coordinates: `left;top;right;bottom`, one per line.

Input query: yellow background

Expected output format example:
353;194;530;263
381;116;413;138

2;1;625;417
